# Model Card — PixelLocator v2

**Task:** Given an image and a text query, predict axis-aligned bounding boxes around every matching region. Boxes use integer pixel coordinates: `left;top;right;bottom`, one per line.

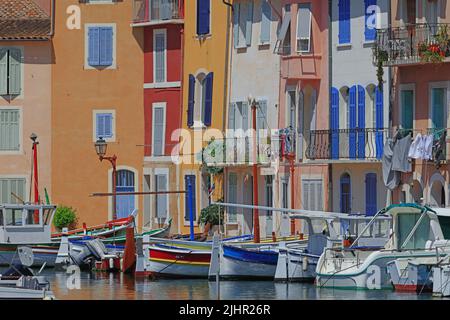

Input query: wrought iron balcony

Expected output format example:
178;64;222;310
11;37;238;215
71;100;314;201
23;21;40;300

132;0;183;26
306;128;388;161
374;24;450;67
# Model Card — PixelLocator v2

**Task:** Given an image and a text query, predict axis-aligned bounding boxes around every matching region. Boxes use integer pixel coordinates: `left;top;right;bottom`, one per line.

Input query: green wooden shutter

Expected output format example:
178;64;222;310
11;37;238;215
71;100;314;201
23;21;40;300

0;110;19;151
401;90;414;130
0;49;7;95
8;49;22;95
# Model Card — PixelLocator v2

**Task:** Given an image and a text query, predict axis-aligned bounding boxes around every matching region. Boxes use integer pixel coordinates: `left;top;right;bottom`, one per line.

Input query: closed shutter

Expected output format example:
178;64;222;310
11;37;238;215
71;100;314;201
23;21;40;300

197;0;210;35
153;107;165;156
160;0;171;20
154;32;166;83
88;27;100;66
228;103;236;130
8;48;21;95
0;110;19;151
228;173;238;222
315;180;323;211
338;0;351;44
375;87;384;159
365;173;377;216
0;49;8;95
432;88;445;129
187;75;195;127
233;3;240;48
257;100;267;131
296;3;312;52
242;102;249;131
156;174;168;218
302;181;310;210
99;27;113;66
349;86;357;159
184;175;197;221
330;87;340;159
203;72;214;126
357;85;366;159
297;92;304;160
0;178;25;204
401;90;414;129
260;0;271;44
365;0;377;41
245;0;254;46
96;113;113;139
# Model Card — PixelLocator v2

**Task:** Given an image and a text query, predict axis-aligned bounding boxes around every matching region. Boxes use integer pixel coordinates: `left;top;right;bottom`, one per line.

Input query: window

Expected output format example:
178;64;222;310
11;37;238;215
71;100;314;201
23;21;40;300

400;89;414;130
338;0;351;44
184;175;197;222
365;173;377;216
340;173;351;214
187;72;214;127
287;90;296;128
302;179;323;211
155;171;168;219
0;48;22;96
265;176;273;235
229;102;249;130
260;0;271;44
276;5;291;54
0;109;20;151
233;1;253;48
406;0;416;25
93;110;115;142
431;87;446;130
0;178;25;204
152;104;166;156
296;3;312;53
197;0;210;36
282;179;289;209
116;170;135;219
86;25;115;68
151;0;178;20
227;173;238;223
153;29;167;83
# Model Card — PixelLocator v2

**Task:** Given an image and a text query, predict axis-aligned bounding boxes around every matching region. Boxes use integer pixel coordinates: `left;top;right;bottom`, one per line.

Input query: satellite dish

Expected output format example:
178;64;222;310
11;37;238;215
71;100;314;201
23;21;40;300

18;246;34;267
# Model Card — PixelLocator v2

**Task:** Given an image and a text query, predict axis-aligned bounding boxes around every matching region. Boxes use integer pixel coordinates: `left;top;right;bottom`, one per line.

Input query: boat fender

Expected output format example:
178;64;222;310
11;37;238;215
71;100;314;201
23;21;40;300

302;256;308;271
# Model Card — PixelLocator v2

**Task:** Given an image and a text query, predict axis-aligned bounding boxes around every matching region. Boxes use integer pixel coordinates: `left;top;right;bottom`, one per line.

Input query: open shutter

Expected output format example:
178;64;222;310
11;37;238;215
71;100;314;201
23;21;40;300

375;87;384;159
88;27;100;66
8;48;21;95
99;27;113;66
365;0;377;41
156;175;168;218
338;0;351;44
365;173;377;216
0;49;7;95
260;0;271;44
330;87;340;159
228;103;236;130
203;72;214;126
197;0;210;35
349;86;357;159
233;3;240;48
357;85;366;159
245;0;254;46
153;107;164;156
187;75;195;127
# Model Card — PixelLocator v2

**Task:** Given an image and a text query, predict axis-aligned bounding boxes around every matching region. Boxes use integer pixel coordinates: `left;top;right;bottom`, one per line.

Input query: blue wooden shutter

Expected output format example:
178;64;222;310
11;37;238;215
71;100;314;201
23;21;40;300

99;27;113;66
338;0;351;44
96;114;105;138
0;49;7;95
88;27;100;66
203;72;214;126
0;110;19;151
331;87;340;159
340;174;351;214
233;3;240;48
197;0;210;35
116;170;135;218
349;86;357;159
187;75;195;127
365;0;377;41
184;175;196;221
245;0;254;46
375;87;384;159
365;173;377;216
357;85;366;159
432;88;445;130
260;0;271;44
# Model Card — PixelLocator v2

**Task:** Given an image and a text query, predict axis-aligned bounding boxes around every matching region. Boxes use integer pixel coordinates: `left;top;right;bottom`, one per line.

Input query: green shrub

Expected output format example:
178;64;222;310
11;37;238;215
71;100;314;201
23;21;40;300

53;206;78;231
198;200;224;227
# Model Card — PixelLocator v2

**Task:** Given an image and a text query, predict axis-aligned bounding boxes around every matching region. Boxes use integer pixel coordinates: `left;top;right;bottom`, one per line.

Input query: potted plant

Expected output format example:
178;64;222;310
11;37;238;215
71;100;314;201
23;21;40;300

198;200;224;237
53;206;78;231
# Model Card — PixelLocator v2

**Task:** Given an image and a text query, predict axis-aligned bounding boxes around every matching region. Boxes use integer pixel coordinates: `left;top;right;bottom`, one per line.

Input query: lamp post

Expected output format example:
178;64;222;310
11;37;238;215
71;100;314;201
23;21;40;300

95;137;118;220
248;95;260;244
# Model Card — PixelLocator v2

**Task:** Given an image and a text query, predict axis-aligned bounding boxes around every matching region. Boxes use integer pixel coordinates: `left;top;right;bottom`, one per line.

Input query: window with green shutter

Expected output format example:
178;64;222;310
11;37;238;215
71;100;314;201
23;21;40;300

0;109;20;151
0;48;22;96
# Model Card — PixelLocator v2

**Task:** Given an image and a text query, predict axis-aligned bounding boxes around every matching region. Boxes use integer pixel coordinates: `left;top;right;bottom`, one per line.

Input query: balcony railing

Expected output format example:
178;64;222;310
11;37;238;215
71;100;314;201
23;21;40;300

132;0;183;25
374;23;450;67
427;128;448;165
306;128;388;161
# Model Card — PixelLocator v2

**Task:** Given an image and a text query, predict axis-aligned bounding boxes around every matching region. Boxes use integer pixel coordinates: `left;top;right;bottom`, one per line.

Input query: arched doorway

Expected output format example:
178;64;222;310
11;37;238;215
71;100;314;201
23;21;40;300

340;173;351;214
411;180;423;204
116;170;135;218
430;180;446;208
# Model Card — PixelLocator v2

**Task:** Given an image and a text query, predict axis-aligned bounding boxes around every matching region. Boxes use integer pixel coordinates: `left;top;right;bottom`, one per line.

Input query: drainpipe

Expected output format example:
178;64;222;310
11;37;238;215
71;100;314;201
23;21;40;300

49;0;55;37
327;0;333;212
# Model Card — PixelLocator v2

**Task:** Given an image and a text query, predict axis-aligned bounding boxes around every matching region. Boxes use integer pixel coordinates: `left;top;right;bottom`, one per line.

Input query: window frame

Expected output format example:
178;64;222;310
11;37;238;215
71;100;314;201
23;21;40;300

0;46;24;97
428;81;449;130
84;23;117;70
0;107;22;154
154;168;169;220
399;83;415;131
152;102;167;157
296;2;312;53
196;0;212;37
92;109;116;142
153;28;167;84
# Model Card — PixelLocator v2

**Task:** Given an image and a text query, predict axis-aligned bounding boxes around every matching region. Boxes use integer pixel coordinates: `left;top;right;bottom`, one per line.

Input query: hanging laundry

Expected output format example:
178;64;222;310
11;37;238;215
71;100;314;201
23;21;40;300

423;134;433;160
433;130;447;165
392;135;412;173
408;133;423;159
382;138;400;190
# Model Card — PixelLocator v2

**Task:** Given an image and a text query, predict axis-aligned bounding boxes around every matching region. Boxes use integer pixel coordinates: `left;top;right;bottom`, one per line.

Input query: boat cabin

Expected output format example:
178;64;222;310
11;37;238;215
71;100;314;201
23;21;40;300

0;204;56;244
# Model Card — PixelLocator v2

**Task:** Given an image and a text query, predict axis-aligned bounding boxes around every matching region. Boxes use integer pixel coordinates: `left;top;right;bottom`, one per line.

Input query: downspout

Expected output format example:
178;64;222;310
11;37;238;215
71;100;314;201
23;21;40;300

327;0;333;212
49;0;55;37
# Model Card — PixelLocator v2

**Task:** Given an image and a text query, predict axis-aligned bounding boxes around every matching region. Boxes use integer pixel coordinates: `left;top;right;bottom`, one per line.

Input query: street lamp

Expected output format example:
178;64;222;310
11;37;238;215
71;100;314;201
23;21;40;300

95;137;118;220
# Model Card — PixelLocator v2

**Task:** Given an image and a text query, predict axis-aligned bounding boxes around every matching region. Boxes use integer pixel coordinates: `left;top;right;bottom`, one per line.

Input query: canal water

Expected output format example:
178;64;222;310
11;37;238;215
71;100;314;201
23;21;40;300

39;270;441;300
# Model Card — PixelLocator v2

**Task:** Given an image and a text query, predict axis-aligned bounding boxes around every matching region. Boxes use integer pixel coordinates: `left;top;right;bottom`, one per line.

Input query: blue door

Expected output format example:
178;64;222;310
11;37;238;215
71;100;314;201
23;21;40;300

331;88;340;159
349;86;357;159
375;87;384;159
116;170;135;219
357;85;366;159
184;175;197;222
365;173;377;216
340;174;351;214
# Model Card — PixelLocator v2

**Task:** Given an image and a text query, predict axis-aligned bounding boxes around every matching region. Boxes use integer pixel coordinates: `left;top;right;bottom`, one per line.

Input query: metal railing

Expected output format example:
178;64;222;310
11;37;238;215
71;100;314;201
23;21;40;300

374;23;450;66
132;0;183;24
305;128;388;161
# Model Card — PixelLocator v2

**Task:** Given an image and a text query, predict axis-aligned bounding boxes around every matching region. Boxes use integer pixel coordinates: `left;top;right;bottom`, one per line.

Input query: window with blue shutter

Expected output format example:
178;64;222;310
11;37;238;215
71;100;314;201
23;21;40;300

88;26;113;67
0;178;25;204
365;0;377;41
187;75;195;127
96;113;113;139
260;0;271;44
184;175;197;221
349;86;357;159
203;72;213;126
375;87;384;159
357;85;366;159
338;0;351;44
197;0;210;36
116;170;135;219
330;87;340;159
340;173;351;214
365;173;377;216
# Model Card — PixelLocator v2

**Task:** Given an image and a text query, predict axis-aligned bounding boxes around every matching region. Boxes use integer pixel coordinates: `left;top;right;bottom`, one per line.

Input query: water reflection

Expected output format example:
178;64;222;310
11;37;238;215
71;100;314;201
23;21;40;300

41;271;435;300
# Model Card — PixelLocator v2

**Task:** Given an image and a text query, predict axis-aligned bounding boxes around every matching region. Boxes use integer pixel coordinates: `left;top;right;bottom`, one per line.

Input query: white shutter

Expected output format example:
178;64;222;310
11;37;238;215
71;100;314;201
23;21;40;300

153;106;165;156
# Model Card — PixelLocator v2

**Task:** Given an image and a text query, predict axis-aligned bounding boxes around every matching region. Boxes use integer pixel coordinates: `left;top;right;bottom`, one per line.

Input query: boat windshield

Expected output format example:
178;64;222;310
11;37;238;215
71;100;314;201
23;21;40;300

339;218;390;239
397;212;431;250
4;208;23;226
309;219;330;236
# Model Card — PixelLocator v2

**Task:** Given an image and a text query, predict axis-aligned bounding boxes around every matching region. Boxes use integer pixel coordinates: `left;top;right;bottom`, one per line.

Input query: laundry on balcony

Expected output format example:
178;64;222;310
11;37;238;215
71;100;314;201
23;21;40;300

382;138;400;191
392;135;412;173
408;133;433;161
278;127;295;157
